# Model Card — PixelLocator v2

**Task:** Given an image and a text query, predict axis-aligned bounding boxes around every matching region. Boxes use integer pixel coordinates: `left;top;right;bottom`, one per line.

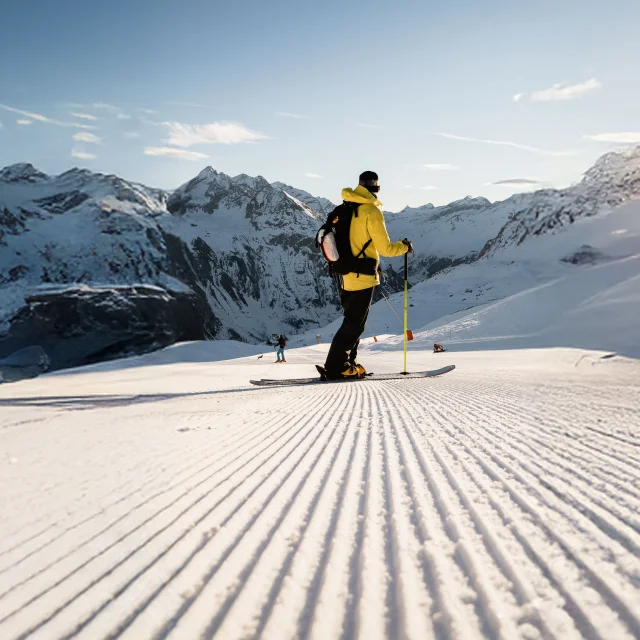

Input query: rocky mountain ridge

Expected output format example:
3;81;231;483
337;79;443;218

1;147;639;373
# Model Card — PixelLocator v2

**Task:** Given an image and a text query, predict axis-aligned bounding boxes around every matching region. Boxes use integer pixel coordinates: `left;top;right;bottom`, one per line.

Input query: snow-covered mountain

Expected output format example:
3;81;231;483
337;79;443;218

303;187;640;360
1;147;640;373
384;147;640;279
271;181;336;216
0;165;339;370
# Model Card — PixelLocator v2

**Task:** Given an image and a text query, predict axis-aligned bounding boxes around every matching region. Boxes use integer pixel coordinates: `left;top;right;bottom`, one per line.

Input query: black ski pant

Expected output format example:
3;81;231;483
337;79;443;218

324;286;375;376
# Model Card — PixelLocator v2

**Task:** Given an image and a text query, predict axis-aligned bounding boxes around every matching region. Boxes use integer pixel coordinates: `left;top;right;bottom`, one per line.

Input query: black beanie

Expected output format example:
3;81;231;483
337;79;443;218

359;170;379;192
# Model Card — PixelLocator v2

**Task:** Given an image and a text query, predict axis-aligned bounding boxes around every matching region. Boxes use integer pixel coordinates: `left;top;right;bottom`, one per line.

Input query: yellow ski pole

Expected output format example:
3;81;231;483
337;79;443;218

403;252;408;374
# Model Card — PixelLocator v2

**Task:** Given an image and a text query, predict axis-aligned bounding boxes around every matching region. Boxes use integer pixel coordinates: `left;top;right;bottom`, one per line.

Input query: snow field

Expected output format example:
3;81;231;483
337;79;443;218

0;346;639;639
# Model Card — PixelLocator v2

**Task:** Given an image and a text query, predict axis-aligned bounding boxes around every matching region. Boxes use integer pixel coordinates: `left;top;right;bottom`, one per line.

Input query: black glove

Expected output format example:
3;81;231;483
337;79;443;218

402;238;414;254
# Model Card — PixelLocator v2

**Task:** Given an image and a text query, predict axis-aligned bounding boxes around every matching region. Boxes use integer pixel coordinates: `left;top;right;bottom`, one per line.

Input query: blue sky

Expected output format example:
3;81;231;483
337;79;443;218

1;0;638;210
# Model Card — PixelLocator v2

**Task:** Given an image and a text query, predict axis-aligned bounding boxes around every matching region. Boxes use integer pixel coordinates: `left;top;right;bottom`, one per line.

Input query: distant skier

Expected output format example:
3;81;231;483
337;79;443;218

323;171;412;379
433;343;445;353
276;335;287;363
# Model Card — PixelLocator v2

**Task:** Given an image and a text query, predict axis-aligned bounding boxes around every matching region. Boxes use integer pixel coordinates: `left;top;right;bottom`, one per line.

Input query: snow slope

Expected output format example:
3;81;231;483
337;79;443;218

304;198;640;359
1;343;639;639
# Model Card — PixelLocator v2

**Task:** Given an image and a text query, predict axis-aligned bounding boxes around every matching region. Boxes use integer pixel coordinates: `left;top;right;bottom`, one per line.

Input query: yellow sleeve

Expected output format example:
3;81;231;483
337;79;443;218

366;206;408;257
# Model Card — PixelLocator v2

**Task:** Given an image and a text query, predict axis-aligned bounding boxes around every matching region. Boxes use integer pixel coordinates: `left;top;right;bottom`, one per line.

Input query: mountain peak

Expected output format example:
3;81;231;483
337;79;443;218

399;203;435;214
0;163;49;183
583;145;640;184
197;166;218;179
232;173;270;190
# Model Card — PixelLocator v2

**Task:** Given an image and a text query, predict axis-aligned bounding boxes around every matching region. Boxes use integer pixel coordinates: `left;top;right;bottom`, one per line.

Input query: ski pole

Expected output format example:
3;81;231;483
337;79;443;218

403;252;408;374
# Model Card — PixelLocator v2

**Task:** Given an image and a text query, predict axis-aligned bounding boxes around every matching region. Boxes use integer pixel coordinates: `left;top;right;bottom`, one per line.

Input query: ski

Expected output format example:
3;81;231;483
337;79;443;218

250;364;455;387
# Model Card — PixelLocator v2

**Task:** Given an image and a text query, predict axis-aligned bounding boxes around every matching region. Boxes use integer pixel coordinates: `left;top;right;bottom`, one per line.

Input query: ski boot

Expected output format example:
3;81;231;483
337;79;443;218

351;362;366;376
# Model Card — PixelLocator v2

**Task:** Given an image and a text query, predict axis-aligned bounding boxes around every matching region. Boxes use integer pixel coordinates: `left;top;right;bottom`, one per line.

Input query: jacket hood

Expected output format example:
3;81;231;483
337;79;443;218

342;184;382;207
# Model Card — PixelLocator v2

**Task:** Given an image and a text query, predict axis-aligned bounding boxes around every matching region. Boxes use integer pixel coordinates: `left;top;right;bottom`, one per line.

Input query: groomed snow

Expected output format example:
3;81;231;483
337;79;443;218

1;341;639;639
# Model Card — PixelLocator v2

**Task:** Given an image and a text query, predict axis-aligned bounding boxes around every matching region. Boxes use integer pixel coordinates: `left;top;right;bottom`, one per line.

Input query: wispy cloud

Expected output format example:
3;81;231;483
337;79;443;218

305;172;324;179
513;93;524;102
437;132;575;157
123;131;142;139
489;178;542;187
89;102;133;120
137;108;158;114
73;132;102;144
17;119;32;125
163;121;268;147
405;184;438;190
71;149;96;160
144;146;209;160
531;78;601;102
166;101;211;109
276;111;311;120
585;132;640;143
71;112;99;121
139;116;164;127
0;104;96;129
356;122;383;129
92;102;122;114
423;163;458;171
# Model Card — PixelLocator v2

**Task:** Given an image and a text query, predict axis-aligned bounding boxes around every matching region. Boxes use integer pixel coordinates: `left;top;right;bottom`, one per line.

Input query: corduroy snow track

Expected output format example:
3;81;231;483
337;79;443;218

0;347;638;639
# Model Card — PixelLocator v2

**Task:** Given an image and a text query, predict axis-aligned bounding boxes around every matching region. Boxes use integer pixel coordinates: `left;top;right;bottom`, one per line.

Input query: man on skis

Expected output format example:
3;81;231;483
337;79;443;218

324;171;412;379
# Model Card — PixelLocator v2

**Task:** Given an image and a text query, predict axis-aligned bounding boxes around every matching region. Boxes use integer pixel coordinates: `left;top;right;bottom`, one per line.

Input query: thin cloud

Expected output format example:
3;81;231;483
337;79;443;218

17;119;32;125
123;131;142;139
71;149;96;160
164;121;268;147
91;102;133;120
276;111;311;120
489;178;542;187
585;132;640;144
144;146;209;161
356;122;383;129
137;108;158;114
73;132;102;144
437;132;575;157
531;78;601;102
71;112;100;121
513;93;524;102
166;101;211;109
139;116;164;127
305;172;324;179
0;104;96;129
92;102;122;114
419;185;438;191
423;163;458;171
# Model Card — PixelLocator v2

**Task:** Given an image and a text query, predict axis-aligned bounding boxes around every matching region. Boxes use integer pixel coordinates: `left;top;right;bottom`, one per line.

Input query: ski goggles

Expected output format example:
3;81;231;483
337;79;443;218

359;178;380;192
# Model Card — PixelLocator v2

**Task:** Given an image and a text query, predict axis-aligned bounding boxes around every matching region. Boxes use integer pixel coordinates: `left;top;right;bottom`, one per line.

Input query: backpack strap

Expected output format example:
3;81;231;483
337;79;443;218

353;239;372;261
351;202;373;277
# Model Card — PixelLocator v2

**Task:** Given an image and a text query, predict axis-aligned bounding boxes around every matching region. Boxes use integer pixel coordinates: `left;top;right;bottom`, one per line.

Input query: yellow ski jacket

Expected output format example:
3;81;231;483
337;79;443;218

340;184;408;291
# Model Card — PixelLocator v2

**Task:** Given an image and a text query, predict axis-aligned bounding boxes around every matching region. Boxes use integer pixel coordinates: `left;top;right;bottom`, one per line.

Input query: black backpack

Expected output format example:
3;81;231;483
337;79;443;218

316;202;378;278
